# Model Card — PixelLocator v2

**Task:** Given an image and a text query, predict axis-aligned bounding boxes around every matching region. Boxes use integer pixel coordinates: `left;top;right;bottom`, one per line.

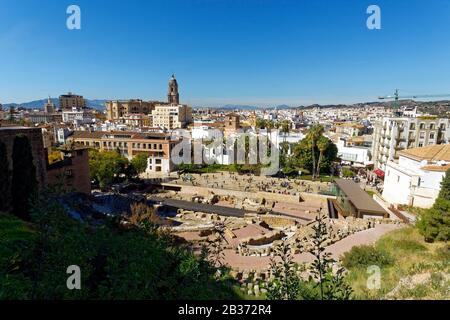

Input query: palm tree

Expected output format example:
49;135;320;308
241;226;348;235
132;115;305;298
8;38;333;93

308;125;324;180
281;120;290;143
316;135;329;178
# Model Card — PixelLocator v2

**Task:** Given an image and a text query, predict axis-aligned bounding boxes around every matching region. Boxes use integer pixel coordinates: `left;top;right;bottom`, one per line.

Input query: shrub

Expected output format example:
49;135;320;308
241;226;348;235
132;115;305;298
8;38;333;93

341;245;393;269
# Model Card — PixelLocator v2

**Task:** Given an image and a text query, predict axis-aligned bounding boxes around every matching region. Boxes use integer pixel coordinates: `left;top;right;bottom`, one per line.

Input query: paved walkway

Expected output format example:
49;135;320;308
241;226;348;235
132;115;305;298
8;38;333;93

324;223;403;259
223;223;403;271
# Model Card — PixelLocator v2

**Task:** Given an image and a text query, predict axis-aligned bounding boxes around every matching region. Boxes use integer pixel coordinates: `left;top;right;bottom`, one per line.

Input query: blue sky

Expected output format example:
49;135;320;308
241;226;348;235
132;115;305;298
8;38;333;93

1;0;449;107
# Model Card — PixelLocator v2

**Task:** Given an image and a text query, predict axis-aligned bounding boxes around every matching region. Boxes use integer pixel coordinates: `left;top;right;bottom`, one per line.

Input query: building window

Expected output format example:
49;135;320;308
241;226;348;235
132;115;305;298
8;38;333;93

419;132;425;139
155;159;162;164
419;123;425;130
430;132;435;139
397;176;400;183
430;124;435;130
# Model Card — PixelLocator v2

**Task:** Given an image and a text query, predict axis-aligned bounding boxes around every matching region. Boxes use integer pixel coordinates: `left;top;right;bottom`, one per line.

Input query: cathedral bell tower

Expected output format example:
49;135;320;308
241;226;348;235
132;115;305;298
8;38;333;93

167;74;179;105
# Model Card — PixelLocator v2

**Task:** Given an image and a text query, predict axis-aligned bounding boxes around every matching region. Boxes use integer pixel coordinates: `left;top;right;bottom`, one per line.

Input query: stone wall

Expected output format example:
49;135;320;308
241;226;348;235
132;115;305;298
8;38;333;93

0;127;47;189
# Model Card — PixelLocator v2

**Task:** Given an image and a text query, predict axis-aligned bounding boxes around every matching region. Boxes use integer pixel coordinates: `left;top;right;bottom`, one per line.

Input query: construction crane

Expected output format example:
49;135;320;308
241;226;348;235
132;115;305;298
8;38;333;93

378;89;450;115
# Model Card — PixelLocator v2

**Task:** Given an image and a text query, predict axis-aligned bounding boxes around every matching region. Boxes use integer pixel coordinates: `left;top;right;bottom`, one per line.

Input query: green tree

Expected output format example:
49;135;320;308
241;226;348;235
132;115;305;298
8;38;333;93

417;170;450;242
1;191;239;299
0;142;11;212
11;135;37;220
89;149;129;189
291;126;337;178
267;242;301;300
130;153;149;175
316;135;329;177
280;120;291;143
309;125;323;179
437;169;450;200
308;213;353;300
342;167;355;178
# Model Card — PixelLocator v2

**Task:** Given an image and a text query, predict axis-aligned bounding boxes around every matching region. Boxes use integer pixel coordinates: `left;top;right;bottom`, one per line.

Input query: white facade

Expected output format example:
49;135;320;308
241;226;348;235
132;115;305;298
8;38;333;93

192;124;223;140
372;117;450;171
337;139;371;165
62;108;94;126
56;127;73;145
151;104;192;129
382;150;448;208
146;157;171;175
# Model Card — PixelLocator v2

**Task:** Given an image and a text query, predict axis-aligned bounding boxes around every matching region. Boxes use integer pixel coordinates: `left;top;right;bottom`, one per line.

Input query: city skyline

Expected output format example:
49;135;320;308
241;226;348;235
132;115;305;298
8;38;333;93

1;0;450;106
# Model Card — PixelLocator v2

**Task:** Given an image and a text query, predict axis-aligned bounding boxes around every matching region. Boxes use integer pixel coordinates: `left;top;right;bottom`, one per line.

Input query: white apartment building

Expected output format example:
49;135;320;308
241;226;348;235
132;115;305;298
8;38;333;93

372;116;450;171
62;108;94;126
151;104;192;130
382;144;450;208
337;138;371;166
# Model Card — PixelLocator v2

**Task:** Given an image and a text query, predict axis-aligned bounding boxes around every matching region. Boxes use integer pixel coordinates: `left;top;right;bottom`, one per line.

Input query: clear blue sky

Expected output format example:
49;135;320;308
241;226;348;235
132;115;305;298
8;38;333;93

1;0;449;107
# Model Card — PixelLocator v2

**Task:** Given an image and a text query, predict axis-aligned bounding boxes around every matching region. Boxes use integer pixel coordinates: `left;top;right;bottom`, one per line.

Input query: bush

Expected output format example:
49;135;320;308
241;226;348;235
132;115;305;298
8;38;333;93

417;198;450;242
341;167;355;178
0;193;239;300
417;169;450;242
341;245;393;269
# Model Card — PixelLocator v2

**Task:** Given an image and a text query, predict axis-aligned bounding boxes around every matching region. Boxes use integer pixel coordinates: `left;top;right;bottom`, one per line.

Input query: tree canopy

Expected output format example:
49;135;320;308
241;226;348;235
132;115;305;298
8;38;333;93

89;150;129;189
130;154;149;175
290;125;338;177
417;169;450;242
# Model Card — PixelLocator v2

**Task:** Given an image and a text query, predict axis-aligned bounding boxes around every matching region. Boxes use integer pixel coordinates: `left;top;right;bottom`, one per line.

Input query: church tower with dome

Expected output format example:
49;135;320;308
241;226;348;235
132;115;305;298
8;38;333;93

167;74;179;105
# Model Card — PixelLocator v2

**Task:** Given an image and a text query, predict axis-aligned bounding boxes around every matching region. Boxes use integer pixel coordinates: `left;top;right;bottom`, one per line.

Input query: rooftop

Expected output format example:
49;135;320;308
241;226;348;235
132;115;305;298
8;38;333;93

334;178;387;215
398;144;450;162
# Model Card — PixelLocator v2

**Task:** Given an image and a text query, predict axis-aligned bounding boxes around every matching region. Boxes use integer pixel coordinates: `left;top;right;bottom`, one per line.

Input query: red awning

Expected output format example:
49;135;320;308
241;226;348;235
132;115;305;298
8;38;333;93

374;169;385;178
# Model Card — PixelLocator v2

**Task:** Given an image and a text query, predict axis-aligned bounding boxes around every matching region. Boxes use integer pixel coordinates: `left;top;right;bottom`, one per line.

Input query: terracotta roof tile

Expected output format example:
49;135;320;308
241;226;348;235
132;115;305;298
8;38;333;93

398;144;450;162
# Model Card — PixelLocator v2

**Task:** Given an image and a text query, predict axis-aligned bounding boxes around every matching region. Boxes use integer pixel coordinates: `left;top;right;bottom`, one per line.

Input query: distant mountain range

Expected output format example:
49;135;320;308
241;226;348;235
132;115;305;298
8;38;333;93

3;98;449;116
3;98;107;111
207;104;296;110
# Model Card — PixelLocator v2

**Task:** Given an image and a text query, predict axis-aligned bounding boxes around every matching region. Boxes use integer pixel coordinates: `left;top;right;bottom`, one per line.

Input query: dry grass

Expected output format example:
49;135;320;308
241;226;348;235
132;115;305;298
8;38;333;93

345;226;449;299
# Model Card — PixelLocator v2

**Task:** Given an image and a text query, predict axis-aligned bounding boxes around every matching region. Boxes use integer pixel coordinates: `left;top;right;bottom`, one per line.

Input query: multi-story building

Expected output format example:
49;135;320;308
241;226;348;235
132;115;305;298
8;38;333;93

46;146;91;195
106;75;186;123
0;126;91;195
382;144;450;208
62;108;94;126
59;92;86;110
372;116;450;171
334;122;365;138
224;113;240;135
44;96;56;113
336;138;371;166
55;127;73;145
28;112;61;124
106;100;162;121
69;131;180;175
151;104;192;130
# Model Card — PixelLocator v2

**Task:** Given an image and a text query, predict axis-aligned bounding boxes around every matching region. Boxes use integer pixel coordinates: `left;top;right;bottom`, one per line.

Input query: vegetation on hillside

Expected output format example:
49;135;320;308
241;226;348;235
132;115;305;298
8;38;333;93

0;193;239;299
344;227;449;299
267;213;353;300
10;135;37;221
0;142;11;212
417;169;450;242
